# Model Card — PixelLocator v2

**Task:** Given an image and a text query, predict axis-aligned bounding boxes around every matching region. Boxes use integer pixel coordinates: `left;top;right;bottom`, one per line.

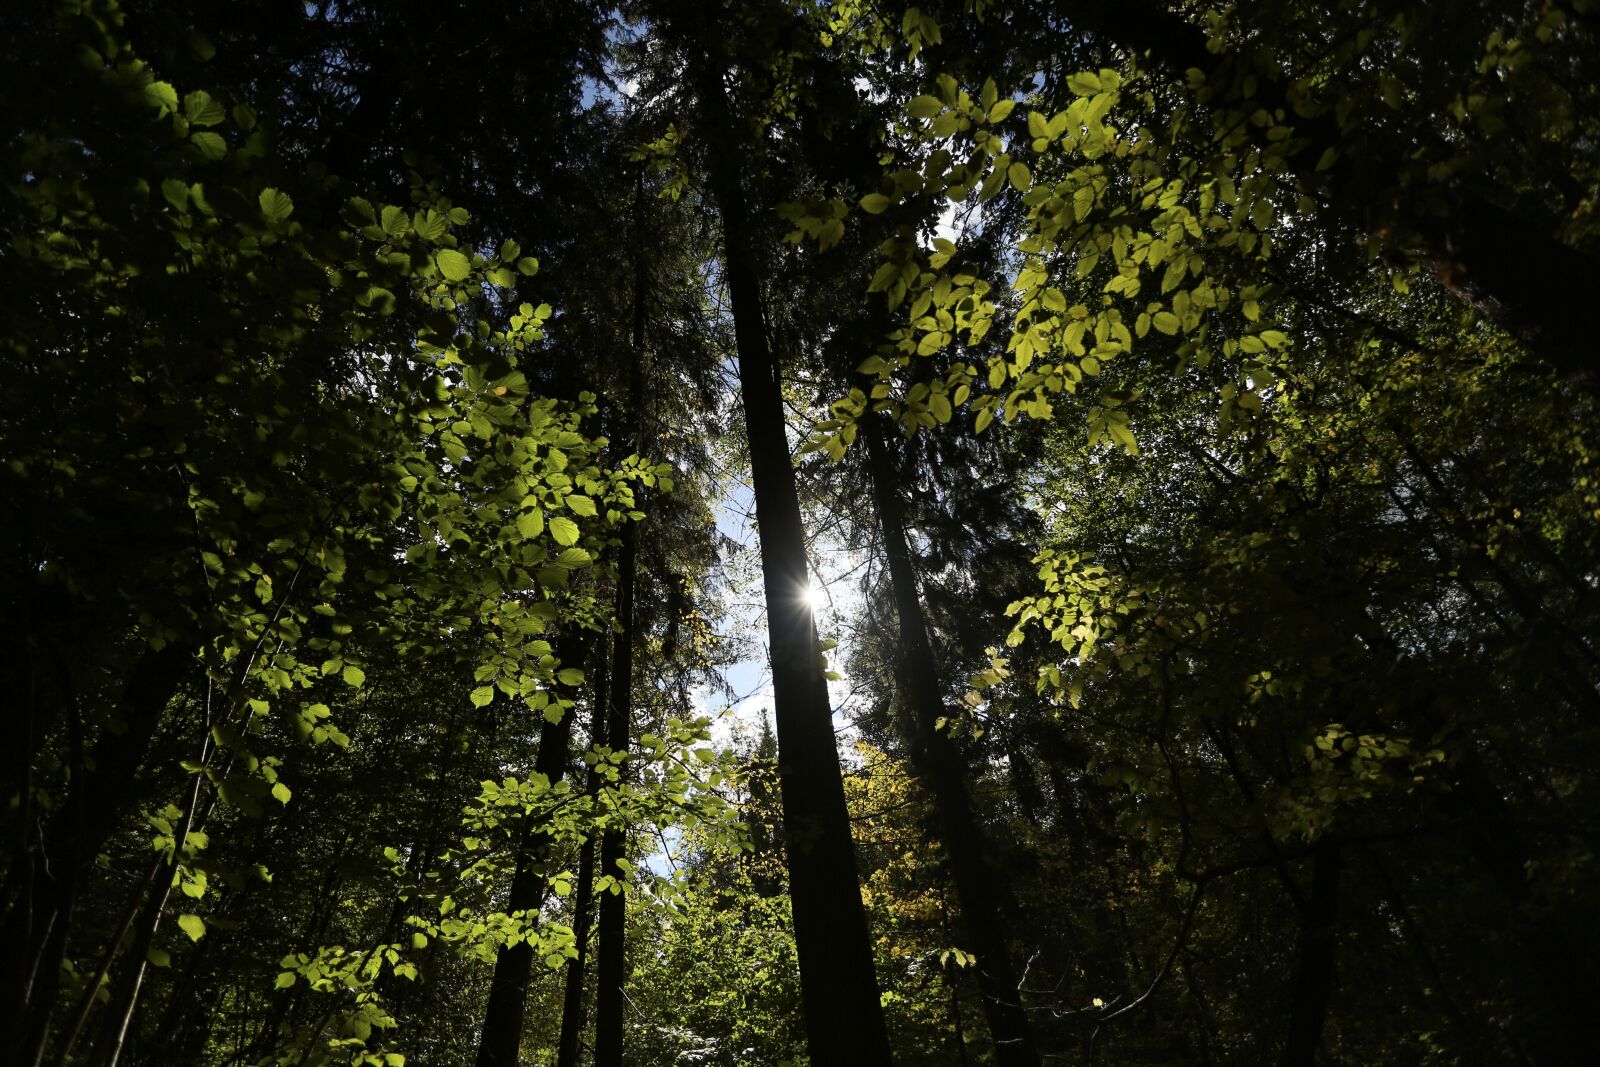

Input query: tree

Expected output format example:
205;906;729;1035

640;1;897;1059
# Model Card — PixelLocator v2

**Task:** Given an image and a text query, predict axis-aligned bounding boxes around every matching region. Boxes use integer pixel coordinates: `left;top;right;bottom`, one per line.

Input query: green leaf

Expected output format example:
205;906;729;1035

258;188;294;224
859;193;891;214
144;81;178;114
470;686;495;708
162;179;189;212
412;209;448;241
177;914;206;942
271;782;291;805
342;665;366;688
516;509;545;538
190;132;227;161
147;947;172;968
557;667;585;686
549;516;579;546
908;95;943;119
188;30;217;61
1107;420;1139;453
1067;71;1103;96
183;90;225;127
1152;311;1181;335
274;972;296;990
436;249;471;282
565;494;597;517
1008;162;1032;192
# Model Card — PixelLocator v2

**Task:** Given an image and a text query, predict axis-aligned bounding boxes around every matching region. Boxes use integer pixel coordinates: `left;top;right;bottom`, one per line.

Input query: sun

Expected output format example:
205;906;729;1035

803;583;826;612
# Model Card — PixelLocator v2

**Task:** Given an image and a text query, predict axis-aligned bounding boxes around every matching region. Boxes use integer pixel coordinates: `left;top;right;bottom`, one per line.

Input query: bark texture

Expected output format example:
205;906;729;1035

862;415;1040;1065
683;28;892;1060
473;639;587;1067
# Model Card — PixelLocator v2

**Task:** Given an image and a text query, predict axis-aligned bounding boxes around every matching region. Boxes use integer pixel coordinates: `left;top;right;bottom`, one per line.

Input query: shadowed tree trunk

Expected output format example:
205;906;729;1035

555;648;608;1067
0;644;191;1067
1278;839;1341;1067
591;175;652;1067
591;513;636;1067
473;637;590;1067
862;414;1040;1065
864;415;1036;1062
682;22;893;1061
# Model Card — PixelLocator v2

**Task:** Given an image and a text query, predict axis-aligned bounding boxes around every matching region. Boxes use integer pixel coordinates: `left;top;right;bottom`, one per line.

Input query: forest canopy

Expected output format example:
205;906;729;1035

2;0;1597;1064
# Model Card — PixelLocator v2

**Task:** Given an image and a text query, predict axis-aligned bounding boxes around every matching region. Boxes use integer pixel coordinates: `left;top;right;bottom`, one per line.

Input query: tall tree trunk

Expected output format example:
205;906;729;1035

1278;839;1341;1066
591;172;653;1067
555;828;599;1067
0;644;190;1067
473;638;588;1067
556;648;609;1067
689;41;893;1064
862;415;1040;1065
591;514;637;1067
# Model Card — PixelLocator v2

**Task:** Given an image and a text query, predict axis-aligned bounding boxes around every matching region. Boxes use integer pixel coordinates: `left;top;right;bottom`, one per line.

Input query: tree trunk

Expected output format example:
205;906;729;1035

473;638;588;1067
862;415;1040;1065
1278;839;1341;1066
0;644;190;1067
83;688;228;1067
690;45;893;1063
591;514;637;1067
555;828;599;1067
590;169;654;1067
555;646;609;1067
